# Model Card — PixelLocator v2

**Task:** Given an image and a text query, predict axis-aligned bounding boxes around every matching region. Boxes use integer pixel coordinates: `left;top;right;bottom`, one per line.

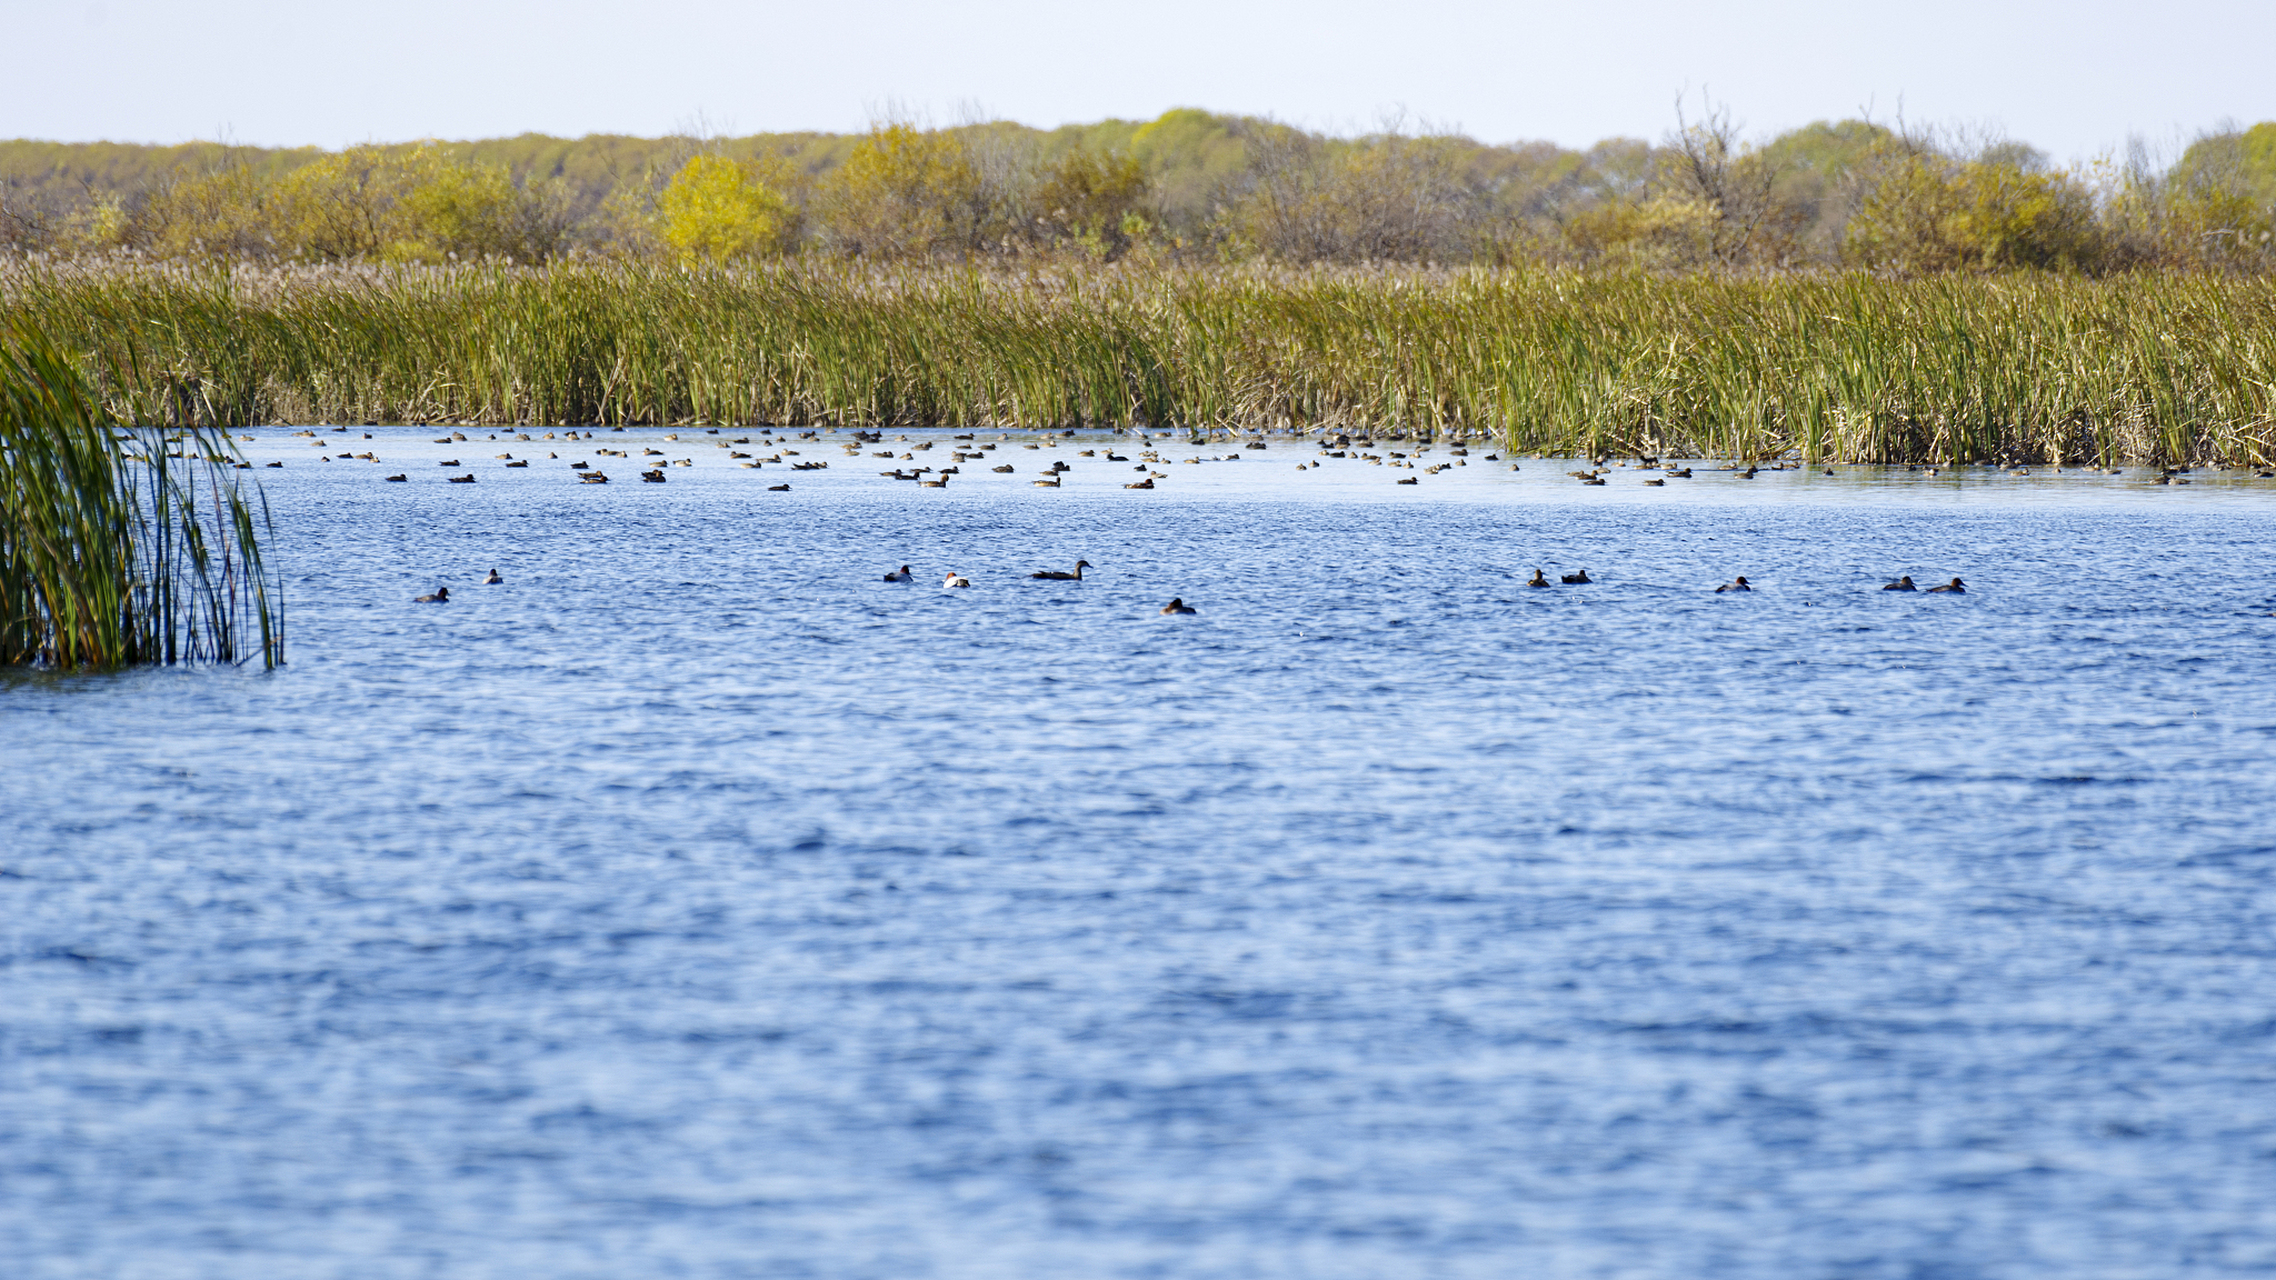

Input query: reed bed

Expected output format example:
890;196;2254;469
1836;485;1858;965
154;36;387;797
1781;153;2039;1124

5;259;2274;464
1;320;284;670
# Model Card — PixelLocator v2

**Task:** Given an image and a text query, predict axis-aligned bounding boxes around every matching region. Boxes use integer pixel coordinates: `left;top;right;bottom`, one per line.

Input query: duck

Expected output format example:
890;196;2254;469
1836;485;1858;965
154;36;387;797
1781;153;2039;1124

1715;576;1752;592
1561;569;1592;584
1526;569;1551;588
1881;575;1916;591
414;587;450;603
383;473;407;482
1030;560;1091;581
1159;598;1198;615
482;568;503;585
1927;577;1966;593
883;565;915;583
942;572;971;589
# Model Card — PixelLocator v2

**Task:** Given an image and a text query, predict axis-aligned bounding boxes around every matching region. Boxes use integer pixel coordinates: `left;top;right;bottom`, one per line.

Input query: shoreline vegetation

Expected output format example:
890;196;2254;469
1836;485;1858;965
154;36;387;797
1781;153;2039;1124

3;260;2271;465
0;321;284;670
3;107;2273;274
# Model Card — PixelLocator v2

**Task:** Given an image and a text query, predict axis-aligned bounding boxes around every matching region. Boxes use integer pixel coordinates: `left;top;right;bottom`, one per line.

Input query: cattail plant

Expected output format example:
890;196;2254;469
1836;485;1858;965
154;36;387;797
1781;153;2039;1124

1;320;283;669
4;257;2273;465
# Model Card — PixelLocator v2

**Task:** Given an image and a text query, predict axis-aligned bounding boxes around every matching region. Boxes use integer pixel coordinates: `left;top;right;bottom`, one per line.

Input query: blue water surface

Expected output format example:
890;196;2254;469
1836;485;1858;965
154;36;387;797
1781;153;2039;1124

5;428;2275;1279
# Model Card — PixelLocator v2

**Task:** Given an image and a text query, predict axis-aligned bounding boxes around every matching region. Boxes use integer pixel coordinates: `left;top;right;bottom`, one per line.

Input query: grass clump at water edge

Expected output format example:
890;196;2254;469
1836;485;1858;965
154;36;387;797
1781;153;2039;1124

1;320;284;669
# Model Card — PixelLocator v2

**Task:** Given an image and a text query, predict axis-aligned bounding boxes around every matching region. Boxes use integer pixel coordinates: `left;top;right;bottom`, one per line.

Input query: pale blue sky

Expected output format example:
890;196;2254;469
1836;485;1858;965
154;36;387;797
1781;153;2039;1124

7;0;2273;162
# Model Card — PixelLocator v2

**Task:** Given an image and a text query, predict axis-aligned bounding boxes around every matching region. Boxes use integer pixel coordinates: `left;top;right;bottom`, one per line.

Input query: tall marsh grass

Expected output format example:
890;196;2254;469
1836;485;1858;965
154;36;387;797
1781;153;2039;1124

1;321;283;669
5;259;2274;464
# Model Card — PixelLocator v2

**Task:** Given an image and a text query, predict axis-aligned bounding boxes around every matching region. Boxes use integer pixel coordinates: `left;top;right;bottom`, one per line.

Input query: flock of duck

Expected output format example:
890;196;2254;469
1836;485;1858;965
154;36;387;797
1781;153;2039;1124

385;429;1967;605
412;560;1961;607
878;560;1195;613
843;561;1967;613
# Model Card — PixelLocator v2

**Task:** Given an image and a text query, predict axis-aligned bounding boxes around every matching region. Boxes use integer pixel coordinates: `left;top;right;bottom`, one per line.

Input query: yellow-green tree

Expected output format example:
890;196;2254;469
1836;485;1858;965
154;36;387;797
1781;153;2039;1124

129;163;276;257
128;143;569;262
822;124;983;260
2146;124;2276;268
1846;146;2101;272
656;154;800;262
1027;148;1150;257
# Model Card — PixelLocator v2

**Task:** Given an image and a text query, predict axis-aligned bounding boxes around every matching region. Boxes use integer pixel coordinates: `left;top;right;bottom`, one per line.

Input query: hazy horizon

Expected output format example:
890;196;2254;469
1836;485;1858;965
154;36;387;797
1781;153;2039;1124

6;0;2273;165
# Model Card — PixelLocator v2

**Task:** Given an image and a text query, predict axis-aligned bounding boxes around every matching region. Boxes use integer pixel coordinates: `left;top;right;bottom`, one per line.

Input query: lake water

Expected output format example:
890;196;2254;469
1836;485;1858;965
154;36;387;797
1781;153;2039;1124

6;427;2275;1279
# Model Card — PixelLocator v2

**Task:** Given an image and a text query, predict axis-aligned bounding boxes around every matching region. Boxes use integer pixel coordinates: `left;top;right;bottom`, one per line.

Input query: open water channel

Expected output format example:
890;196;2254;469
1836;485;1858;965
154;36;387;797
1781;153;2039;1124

5;425;2275;1278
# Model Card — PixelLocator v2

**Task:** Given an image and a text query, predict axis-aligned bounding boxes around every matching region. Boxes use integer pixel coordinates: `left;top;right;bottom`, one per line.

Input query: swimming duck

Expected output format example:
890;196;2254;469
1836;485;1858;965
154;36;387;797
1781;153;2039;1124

1882;575;1916;591
1030;560;1091;581
943;573;971;589
1160;598;1197;615
1715;576;1752;592
883;565;915;583
482;568;503;585
1561;569;1592;584
1526;569;1551;588
414;587;450;603
1927;577;1966;593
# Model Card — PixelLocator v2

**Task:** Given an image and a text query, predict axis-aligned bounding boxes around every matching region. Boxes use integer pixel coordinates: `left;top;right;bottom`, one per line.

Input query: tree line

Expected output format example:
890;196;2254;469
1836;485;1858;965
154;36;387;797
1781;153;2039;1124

3;105;2272;273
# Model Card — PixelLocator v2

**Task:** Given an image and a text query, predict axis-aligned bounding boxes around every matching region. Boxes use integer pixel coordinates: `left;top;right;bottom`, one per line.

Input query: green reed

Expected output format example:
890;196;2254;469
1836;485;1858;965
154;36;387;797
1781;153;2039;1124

5;259;2273;464
1;320;283;670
